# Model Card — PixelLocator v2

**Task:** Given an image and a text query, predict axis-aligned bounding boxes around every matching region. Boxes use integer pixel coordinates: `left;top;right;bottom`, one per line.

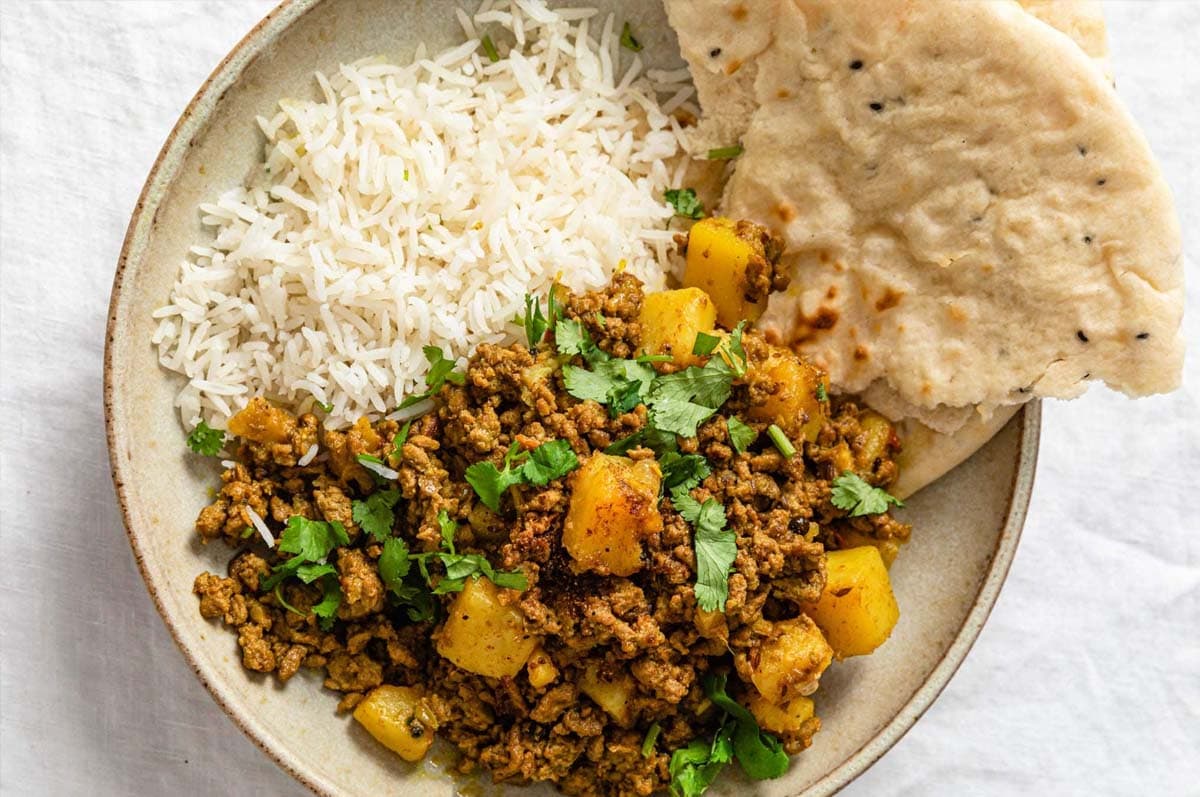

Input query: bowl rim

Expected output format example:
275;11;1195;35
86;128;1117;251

102;1;1041;794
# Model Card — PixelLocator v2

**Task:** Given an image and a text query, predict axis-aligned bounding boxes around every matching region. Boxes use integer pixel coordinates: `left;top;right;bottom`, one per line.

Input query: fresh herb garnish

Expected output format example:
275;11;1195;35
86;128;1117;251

706;144;744;160
664;187;704;220
378;537;435;622
555;317;606;363
397;346;465;409
650;400;719;437
659;452;711;494
465;439;580;512
563;358;658;417
831;472;904;517
704;674;790;780
351;489;401;541
726;417;757;455
186;420;224;456
619;21;643;52
766;424;796;458
671;488;736;612
412;510;528;593
669;725;735;797
815;381;828;402
642;722;663;758
260;516;350;623
480;34;500;63
390;418;414;461
518;289;560;349
692;332;720;356
605;426;679;457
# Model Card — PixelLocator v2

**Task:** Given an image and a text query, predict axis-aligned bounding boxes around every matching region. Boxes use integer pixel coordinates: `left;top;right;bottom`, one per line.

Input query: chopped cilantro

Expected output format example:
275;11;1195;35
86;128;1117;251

186;420;224;456
605;427;679;457
692;332;720;356
649;364;734;410
390;418;414;460
294;562;337;583
831;472;904;517
815;381;828;402
240;526;255;539
706;144;744;160
278;515;349;564
659;452;710;494
650;399;718;437
671;487;736;612
397;346;465;409
669;726;734;797
766;424;796;458
518;290;557;349
311;578;342;630
465;440;579;512
726;417;757;455
378;537;435;621
412;510;528;594
563;359;657;417
595;312;606;328
704;674;790;780
351;489;401;541
619;21;643;52
664;187;704;220
642;722;663;757
480;33;500;63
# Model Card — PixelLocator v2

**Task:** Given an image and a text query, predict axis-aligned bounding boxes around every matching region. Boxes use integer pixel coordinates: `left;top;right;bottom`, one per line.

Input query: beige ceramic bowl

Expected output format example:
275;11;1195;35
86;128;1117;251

104;1;1041;794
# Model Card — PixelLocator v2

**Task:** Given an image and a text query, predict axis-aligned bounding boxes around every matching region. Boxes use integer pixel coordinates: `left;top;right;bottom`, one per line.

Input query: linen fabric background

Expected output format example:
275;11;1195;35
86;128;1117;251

1;1;1196;795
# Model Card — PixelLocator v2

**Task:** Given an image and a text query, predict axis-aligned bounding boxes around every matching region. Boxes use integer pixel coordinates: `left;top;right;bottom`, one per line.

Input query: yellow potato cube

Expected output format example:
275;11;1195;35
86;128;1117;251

638;288;718;368
683;217;775;328
526;647;559;688
748;615;834;704
437;577;539;678
228;397;295;445
746;350;829;443
352;685;439;762
563;454;663;576
579;663;636;726
802;546;900;659
747;693;816;735
836;530;901;569
856;410;897;470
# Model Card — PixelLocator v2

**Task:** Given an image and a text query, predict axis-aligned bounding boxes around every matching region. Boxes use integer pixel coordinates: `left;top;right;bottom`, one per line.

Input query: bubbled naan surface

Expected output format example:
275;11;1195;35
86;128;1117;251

669;0;1183;427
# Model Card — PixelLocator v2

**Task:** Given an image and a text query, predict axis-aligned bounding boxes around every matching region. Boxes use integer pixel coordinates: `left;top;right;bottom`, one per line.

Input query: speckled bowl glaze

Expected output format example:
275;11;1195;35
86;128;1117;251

104;1;1041;794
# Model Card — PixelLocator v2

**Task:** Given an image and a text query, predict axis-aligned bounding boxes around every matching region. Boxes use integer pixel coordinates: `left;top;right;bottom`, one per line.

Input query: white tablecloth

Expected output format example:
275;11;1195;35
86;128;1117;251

1;1;1197;794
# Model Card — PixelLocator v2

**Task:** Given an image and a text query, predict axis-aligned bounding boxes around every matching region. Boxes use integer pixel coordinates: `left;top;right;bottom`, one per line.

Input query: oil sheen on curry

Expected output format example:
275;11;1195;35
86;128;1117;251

190;219;910;797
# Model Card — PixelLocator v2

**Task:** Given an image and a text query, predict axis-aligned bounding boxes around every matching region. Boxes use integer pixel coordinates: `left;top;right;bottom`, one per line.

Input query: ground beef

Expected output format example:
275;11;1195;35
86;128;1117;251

190;272;909;796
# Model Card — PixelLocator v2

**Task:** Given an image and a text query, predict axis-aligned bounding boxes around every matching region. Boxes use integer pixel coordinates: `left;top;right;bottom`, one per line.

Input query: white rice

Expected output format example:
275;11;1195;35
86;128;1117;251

153;0;693;431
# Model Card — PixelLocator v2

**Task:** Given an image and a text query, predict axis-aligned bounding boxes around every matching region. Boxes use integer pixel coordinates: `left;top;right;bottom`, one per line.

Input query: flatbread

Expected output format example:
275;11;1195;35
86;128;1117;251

668;0;1184;494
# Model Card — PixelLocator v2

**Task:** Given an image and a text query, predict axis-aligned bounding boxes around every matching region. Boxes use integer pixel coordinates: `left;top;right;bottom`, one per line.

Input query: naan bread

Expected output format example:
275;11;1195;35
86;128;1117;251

667;0;1183;494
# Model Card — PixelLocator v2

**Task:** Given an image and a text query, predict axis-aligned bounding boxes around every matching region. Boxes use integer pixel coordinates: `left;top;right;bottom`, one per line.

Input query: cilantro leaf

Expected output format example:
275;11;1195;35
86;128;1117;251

715;321;748;377
831;472;904;517
704;674;790;780
659;452;711;493
766;424;797;458
311;577;342;630
278;516;349;563
186;420;224;456
397;346;464;409
437;509;458;553
664;188;704;220
352;489;401;541
619;21;643;52
418;510;528;593
726;417;757;454
649;364;733;409
465;442;530;512
294;562;337;583
378;537;411;588
519;292;551;348
390;418;413;460
555;318;608;364
650;399;718;437
692;332;720;356
815;381;828;402
605;427;679;457
521;439;579;486
669;726;734;797
563;359;656;417
669;486;736;612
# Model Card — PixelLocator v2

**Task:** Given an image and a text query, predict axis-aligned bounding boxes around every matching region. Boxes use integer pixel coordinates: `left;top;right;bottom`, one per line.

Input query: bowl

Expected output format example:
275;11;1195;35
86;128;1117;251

104;0;1040;794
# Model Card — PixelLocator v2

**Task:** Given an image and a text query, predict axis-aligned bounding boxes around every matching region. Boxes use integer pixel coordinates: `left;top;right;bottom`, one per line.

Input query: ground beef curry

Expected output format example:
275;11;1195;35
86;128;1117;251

191;220;910;797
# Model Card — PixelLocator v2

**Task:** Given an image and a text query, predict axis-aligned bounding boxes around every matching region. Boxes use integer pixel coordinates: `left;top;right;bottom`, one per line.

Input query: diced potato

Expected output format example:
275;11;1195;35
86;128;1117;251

437;577;540;678
228;397;295;445
693;608;729;644
638;288;718;368
563;454;663;576
746;349;829;443
837;530;901;569
747;693;816;735
683;217;772;327
856;410;898;471
353;685;439;762
579;663;636;726
830;441;855;474
347;416;381;452
748;615;834;704
802;546;900;659
526;647;559;688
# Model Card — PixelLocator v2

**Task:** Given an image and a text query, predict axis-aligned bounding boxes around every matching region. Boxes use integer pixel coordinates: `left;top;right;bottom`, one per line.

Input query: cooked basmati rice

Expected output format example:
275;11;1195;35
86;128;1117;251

153;0;694;431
